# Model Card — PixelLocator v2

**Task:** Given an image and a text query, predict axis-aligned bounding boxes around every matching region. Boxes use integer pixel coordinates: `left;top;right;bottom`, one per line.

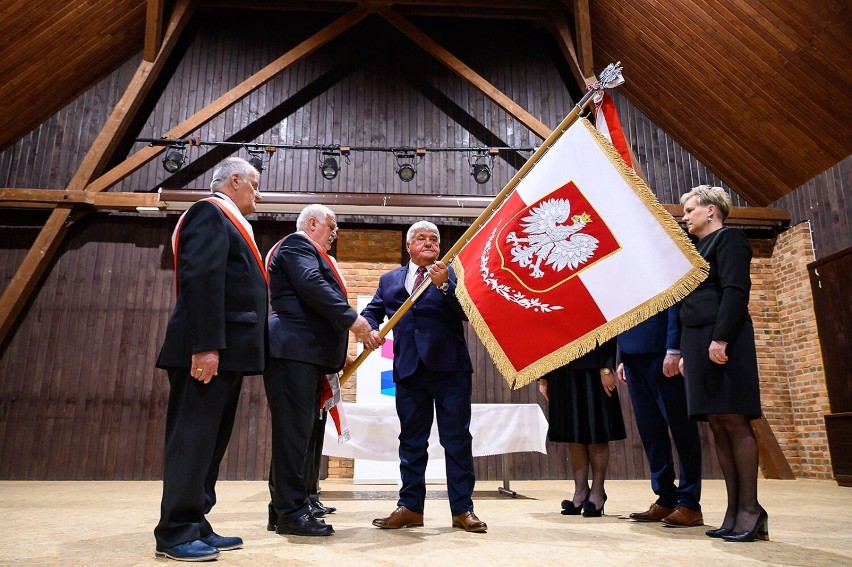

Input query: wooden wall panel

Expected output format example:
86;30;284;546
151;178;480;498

774;155;851;260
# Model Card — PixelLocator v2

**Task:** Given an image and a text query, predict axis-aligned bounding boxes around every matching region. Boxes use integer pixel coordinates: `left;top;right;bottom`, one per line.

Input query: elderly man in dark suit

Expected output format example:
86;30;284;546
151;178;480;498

617;305;704;527
265;204;372;537
362;221;486;533
154;157;267;562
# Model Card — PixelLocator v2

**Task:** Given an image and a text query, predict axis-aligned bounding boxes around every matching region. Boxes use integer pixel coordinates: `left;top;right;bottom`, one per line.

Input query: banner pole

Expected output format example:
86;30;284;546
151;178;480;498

340;63;624;385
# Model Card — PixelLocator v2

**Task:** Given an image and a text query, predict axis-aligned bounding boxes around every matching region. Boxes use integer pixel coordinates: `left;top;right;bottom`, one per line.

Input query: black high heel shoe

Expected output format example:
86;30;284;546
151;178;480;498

560;494;589;515
705;526;733;538
581;493;607;517
722;506;769;542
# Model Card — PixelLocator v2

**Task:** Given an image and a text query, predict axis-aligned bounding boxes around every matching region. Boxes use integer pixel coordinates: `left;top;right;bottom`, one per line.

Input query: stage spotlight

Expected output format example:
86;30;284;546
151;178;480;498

247;156;264;172
398;163;416;182
472;163;491;184
246;147;266;173
469;148;496;184
162;145;186;173
320;156;339;180
394;148;425;183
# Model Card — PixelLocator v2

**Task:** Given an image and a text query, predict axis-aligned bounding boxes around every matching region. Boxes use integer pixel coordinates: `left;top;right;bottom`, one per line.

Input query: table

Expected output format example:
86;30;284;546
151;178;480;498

323;403;548;495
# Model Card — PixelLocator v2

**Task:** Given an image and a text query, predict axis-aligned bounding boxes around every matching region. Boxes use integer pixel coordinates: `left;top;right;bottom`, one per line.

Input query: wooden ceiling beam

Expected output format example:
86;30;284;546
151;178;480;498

0;0;194;347
84;5;373;194
0;189;161;211
0;188;791;228
378;7;552;140
144;0;166;62
572;0;593;78
546;11;595;88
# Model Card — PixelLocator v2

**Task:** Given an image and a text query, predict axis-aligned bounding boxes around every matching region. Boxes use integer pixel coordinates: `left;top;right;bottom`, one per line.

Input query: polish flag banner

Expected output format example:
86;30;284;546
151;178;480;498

452;117;707;388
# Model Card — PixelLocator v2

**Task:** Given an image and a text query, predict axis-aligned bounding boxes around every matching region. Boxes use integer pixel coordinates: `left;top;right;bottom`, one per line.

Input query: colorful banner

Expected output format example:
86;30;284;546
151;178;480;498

452;117;707;388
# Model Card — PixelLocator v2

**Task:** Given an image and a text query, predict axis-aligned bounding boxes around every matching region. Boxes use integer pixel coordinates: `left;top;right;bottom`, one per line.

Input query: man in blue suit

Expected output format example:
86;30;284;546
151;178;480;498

617;305;704;527
363;221;486;533
265;204;372;537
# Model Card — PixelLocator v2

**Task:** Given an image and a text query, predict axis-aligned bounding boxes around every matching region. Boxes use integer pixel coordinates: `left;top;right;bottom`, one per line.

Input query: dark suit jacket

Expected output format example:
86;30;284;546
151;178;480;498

267;232;357;372
157;197;268;373
680;227;752;342
361;264;472;381
618;305;681;355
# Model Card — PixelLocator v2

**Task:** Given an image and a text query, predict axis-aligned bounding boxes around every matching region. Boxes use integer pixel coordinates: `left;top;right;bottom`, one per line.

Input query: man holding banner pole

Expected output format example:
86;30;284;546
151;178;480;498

362;221;487;533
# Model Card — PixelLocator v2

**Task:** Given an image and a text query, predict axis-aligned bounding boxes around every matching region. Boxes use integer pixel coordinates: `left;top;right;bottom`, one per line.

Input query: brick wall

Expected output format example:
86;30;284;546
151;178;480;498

767;224;832;478
326;228;403;479
749;224;832;478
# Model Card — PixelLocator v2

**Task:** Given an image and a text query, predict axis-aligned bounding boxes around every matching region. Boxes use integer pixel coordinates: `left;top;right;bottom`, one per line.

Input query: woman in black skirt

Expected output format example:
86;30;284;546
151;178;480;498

538;338;626;517
680;185;767;542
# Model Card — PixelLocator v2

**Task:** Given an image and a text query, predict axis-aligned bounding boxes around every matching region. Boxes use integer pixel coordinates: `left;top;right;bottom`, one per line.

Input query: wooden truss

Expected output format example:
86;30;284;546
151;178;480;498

0;0;792;479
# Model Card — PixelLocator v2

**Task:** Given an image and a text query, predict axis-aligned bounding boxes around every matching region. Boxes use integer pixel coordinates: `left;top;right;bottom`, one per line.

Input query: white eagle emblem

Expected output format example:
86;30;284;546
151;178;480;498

506;198;599;278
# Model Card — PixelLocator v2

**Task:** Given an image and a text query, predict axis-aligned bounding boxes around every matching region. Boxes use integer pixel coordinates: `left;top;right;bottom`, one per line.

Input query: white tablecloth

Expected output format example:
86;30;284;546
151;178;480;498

323;403;548;461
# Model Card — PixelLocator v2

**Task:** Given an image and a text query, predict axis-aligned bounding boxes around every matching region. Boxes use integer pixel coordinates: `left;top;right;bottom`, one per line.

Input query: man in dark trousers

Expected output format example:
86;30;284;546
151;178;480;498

617;305;704;527
363;221;487;533
265;204;371;537
154;157;267;561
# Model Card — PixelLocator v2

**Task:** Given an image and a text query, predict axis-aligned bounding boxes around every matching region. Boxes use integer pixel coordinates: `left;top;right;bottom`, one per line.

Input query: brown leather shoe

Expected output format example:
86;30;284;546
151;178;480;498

629;503;675;522
661;505;704;527
451;510;487;533
372;506;424;529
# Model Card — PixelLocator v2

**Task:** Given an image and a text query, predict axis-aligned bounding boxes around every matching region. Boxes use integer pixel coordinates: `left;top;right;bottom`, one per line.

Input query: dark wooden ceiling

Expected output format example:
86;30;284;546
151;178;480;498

0;0;849;206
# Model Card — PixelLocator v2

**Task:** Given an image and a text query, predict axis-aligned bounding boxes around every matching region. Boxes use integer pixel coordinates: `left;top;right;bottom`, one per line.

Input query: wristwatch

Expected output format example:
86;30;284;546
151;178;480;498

600;368;612;375
438;281;450;294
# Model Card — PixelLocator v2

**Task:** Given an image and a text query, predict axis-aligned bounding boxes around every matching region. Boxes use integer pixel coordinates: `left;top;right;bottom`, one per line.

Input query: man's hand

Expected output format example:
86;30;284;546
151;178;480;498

427;260;450;286
538;379;549;401
363;329;385;351
191;350;219;384
349;315;373;342
616;362;627;383
662;353;681;377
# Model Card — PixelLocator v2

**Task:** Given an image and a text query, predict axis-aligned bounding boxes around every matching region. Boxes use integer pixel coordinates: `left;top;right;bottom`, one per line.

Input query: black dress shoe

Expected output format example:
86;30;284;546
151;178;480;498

276;512;334;536
560;499;585;515
722;507;769;542
200;532;242;551
582;493;607;517
155;539;220;561
312;500;337;515
705;526;733;538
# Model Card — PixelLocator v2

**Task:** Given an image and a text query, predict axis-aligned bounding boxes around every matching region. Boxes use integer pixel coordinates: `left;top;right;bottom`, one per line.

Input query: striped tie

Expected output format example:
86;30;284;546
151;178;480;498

412;265;427;293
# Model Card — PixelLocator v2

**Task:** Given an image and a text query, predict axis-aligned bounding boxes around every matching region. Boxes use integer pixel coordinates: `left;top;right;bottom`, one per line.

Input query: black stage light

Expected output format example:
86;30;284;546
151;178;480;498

162;146;186;173
320;156;339;180
248;156;264;172
472;162;491;184
397;162;416;182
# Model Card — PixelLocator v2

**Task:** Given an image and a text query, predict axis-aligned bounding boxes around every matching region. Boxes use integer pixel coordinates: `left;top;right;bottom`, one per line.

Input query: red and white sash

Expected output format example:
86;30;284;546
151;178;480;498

171;196;268;295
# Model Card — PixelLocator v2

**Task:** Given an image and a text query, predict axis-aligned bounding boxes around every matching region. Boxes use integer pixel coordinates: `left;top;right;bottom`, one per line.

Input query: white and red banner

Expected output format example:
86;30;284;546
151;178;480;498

452;117;707;388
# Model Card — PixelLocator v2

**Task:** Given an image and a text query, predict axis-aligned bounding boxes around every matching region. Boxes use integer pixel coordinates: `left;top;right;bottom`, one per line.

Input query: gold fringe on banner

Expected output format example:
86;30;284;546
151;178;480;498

452;117;708;390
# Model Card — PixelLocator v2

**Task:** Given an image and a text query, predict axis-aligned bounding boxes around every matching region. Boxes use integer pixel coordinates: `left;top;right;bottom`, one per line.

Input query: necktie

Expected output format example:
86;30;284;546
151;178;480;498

412;266;427;293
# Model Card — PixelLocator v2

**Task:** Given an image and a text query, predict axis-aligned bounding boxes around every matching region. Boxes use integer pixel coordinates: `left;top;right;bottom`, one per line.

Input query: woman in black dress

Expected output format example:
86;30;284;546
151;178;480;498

538;338;626;517
680;185;767;542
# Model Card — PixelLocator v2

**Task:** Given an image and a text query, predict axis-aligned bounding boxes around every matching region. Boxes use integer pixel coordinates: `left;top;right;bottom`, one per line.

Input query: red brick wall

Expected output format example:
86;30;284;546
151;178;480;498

749;224;832;478
326;228;402;478
767;224;832;478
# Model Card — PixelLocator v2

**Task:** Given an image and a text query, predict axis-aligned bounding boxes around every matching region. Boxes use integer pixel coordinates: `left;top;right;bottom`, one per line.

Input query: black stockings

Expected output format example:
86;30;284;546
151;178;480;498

708;413;760;531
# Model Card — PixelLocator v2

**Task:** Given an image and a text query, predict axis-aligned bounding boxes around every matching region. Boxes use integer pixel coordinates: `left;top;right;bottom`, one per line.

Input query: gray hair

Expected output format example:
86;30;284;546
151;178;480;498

680;184;732;221
406;221;440;243
297;204;335;232
210;157;258;192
